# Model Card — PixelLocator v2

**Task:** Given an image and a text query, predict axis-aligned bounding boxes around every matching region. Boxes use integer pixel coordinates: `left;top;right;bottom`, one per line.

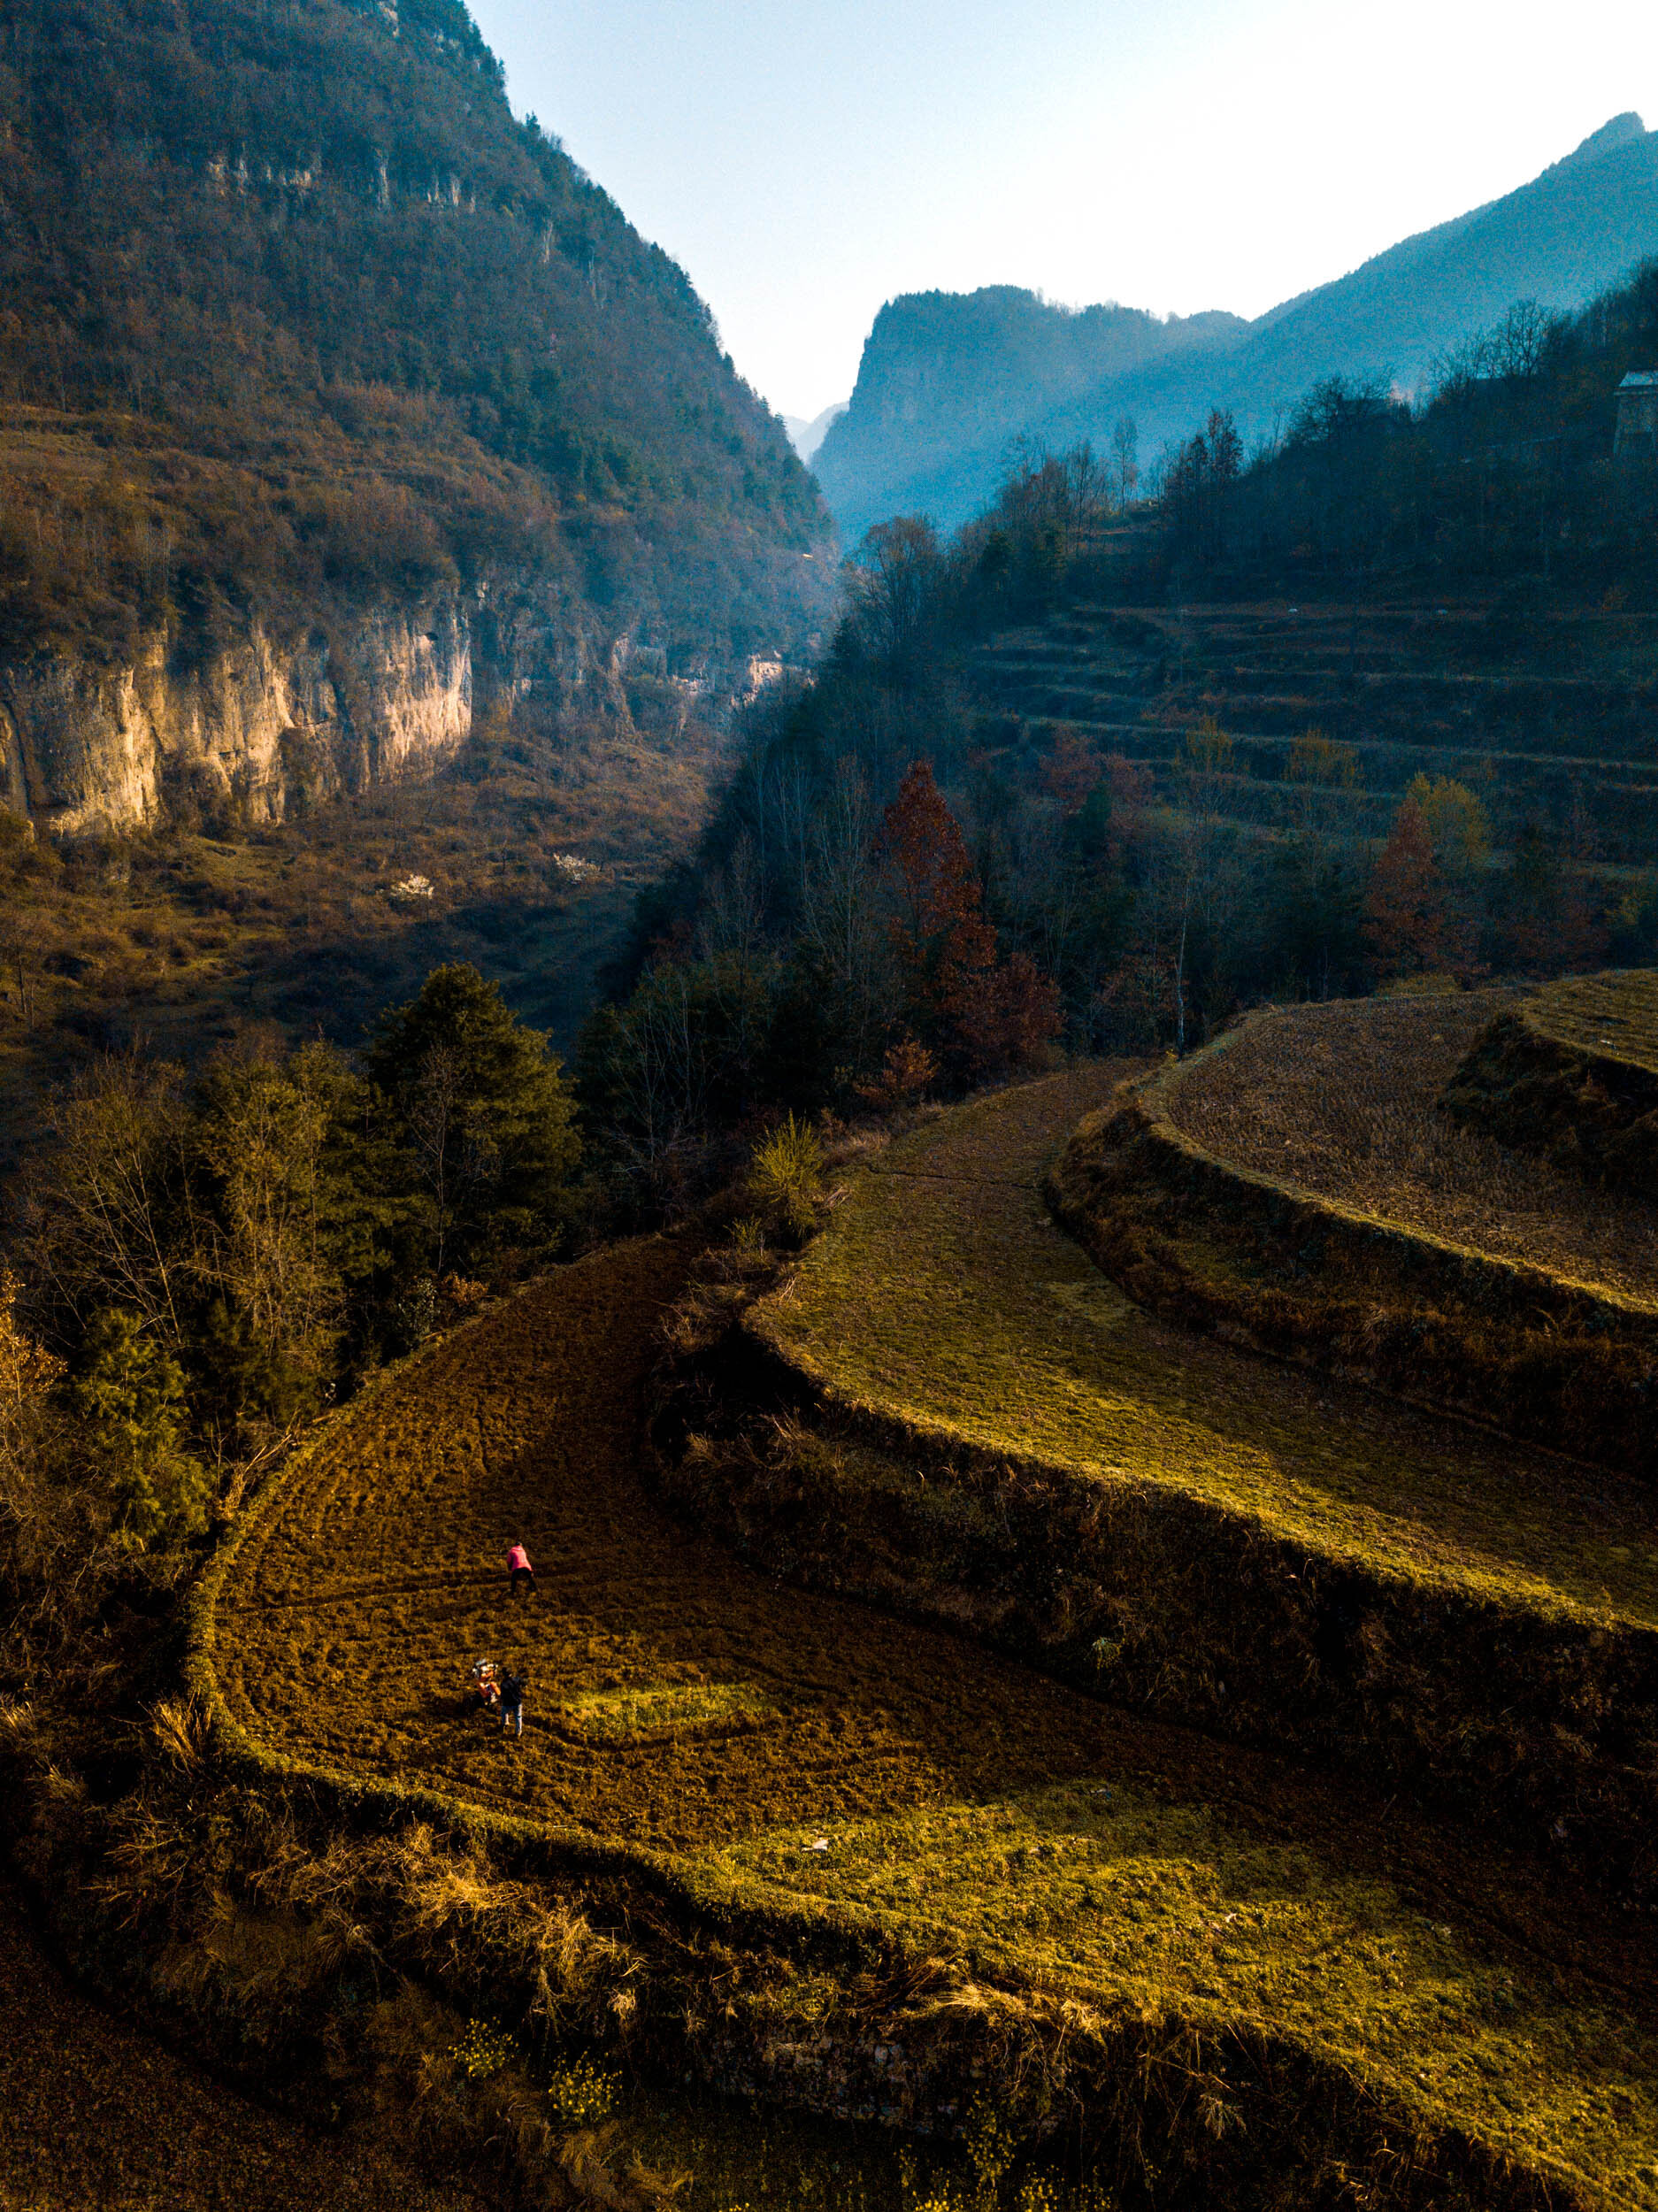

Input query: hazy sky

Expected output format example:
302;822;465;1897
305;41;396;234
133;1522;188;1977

465;0;1658;422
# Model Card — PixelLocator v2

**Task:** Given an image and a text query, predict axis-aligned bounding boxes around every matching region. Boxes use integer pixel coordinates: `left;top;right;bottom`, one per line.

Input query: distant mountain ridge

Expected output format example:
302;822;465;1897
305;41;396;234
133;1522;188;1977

784;403;848;462
815;115;1658;540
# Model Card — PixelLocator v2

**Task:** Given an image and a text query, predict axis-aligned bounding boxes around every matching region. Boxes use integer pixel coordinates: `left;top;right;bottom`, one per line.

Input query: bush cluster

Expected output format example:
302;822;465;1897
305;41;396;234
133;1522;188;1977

3;963;580;1590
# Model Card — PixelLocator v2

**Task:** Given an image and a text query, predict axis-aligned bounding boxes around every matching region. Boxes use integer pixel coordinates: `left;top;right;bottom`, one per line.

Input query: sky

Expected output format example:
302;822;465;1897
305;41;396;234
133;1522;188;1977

464;0;1658;424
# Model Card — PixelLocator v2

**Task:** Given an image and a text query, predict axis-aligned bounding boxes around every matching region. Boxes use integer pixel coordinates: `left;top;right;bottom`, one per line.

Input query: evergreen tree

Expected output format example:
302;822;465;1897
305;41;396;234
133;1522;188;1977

366;964;580;1272
71;1311;209;1549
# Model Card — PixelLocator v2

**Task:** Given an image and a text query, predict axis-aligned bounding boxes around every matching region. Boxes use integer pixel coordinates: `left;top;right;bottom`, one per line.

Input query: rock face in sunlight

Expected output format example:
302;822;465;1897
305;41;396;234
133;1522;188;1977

0;0;837;838
0;603;473;836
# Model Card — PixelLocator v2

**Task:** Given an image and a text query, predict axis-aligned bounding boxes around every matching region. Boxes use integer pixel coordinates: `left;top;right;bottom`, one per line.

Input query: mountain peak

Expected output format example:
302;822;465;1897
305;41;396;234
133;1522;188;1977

1557;112;1647;168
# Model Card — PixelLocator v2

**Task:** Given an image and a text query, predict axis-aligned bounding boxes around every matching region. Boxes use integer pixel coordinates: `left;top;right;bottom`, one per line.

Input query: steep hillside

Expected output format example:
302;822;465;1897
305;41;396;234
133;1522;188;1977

0;0;835;836
966;595;1658;865
817;113;1658;536
815;287;1243;536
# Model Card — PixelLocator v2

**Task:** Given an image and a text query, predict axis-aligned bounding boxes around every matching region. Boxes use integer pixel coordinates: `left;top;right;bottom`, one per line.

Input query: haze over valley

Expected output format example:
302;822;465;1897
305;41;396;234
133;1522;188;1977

815;112;1658;536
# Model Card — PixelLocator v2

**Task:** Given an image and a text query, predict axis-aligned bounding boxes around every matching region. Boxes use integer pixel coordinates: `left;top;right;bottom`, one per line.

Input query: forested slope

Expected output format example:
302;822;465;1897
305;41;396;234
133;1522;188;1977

0;0;835;833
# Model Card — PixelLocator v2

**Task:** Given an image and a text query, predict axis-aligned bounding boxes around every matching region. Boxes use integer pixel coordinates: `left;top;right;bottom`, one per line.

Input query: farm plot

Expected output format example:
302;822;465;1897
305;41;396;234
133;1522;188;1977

217;1236;1132;1852
1162;990;1658;1303
1528;970;1658;1071
208;1140;1658;2205
763;1071;1658;1624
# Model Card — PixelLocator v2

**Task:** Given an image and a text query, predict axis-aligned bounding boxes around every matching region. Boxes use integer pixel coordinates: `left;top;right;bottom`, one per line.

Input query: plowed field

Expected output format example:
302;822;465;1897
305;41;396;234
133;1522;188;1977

1529;969;1658;1071
211;1089;1658;2206
218;1237;1135;1851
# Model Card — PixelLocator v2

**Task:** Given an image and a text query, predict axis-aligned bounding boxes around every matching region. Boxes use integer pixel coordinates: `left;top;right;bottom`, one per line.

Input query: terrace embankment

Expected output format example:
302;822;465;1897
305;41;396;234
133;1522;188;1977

1445;970;1658;1198
205;1194;1658;2207
1052;995;1658;1476
684;1067;1658;1896
0;1880;485;2212
966;600;1658;864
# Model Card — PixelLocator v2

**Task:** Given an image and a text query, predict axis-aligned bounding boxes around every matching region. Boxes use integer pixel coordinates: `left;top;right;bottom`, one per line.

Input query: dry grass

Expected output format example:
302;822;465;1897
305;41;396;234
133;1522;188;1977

0;709;717;1172
1528;971;1658;1071
0;1879;487;2212
1161;992;1658;1304
761;1073;1658;1626
206;1167;1658;2205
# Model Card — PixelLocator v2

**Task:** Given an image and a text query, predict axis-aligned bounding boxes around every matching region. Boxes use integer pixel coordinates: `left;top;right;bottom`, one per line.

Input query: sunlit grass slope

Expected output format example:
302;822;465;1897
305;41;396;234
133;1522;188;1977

1528;970;1658;1071
206;1201;1658;2206
1162;991;1658;1306
756;1071;1658;1625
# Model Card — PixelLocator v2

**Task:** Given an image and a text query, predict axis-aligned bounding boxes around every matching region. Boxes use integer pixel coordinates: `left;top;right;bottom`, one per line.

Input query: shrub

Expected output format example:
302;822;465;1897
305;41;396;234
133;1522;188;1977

545;2054;618;2127
856;1036;938;1116
448;2016;518;2082
69;1310;210;1548
748;1114;825;1239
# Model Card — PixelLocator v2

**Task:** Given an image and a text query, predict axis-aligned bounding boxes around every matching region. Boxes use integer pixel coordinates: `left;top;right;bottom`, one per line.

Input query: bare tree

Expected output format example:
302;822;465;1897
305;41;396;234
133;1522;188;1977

192;1046;343;1372
1111;416;1140;509
19;1054;203;1344
796;757;894;1071
845;517;942;663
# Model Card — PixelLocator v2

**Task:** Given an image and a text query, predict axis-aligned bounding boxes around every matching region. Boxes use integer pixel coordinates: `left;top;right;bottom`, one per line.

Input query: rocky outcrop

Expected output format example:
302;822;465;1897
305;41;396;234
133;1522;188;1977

0;601;475;838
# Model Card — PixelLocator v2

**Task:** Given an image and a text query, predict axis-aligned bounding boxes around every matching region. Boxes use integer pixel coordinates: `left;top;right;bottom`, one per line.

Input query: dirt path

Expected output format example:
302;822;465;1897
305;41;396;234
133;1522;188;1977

0;1882;484;2212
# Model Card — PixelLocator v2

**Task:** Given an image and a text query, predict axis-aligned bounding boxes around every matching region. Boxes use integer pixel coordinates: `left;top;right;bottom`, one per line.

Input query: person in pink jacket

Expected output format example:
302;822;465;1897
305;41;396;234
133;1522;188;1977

506;1540;536;1601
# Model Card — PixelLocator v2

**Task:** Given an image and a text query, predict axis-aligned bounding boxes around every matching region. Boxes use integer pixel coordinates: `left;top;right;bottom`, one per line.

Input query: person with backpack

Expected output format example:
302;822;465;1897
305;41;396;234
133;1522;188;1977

498;1669;526;1740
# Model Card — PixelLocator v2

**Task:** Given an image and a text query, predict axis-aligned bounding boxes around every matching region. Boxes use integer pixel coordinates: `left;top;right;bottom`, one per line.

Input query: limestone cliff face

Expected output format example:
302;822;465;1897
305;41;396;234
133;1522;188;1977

0;601;474;838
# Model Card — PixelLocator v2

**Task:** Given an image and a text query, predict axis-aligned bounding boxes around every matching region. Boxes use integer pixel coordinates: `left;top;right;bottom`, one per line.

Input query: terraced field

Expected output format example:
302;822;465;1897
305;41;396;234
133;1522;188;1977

1529;971;1658;1071
764;1071;1658;1622
207;1078;1658;2208
1160;990;1658;1303
967;600;1658;862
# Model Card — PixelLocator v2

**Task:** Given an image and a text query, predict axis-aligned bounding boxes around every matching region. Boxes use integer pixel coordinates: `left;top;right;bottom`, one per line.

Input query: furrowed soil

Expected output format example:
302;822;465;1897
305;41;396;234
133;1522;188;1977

1528;971;1658;1071
1161;991;1658;1305
213;1105;1658;2207
765;1071;1658;1625
0;1880;485;2212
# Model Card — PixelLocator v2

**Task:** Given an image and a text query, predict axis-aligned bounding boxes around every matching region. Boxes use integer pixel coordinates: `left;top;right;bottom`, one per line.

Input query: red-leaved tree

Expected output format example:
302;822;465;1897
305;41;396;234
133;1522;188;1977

876;760;1059;1077
1363;794;1477;977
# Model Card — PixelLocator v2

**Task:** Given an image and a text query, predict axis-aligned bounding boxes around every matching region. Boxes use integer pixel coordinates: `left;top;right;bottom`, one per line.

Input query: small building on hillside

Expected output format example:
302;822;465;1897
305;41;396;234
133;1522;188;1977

1615;371;1658;461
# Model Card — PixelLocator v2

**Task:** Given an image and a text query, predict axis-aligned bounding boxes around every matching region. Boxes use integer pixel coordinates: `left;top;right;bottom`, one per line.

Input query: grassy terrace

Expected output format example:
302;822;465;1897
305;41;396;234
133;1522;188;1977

1159;991;1658;1308
203;1090;1658;2205
1527;970;1658;1071
758;1070;1658;1626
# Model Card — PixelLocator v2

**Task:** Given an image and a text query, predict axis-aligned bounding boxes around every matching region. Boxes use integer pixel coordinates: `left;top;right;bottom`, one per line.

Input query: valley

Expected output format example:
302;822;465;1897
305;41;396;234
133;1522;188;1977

4;0;1658;2207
